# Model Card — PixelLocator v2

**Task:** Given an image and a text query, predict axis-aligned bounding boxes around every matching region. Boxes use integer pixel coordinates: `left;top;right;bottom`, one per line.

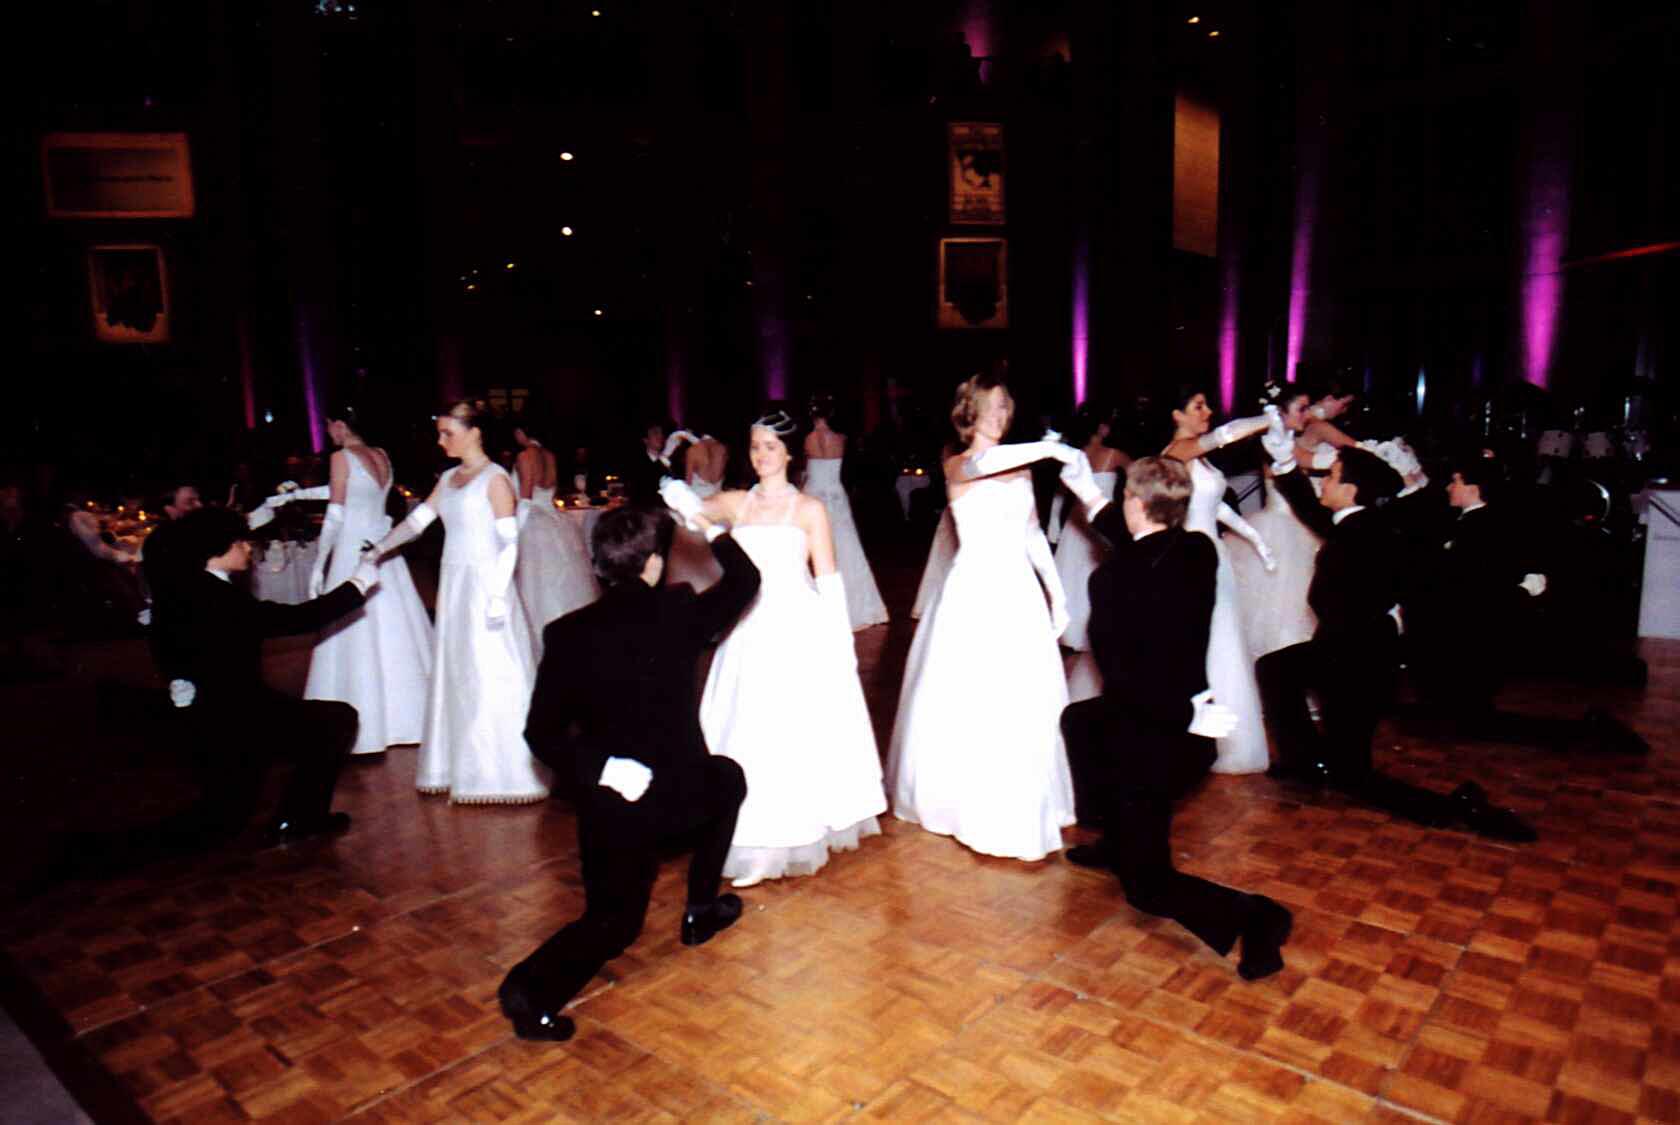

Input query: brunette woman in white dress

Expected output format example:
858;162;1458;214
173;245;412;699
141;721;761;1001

802;398;889;630
663;423;728;592
888;375;1077;862
370;401;549;803
511;421;599;640
304;406;434;754
1162;387;1280;775
697;410;885;886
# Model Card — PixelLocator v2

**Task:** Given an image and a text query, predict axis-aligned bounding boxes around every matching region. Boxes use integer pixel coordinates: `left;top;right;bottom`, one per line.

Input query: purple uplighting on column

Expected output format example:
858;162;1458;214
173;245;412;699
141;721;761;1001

295;307;324;453
1071;234;1089;405
1285;167;1317;384
1519;136;1571;389
666;357;686;425
1217;256;1239;413
961;0;994;77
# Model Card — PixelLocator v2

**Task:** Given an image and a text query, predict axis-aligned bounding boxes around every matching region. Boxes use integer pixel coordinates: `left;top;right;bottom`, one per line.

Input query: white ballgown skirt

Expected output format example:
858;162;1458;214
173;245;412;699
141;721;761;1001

1050;471;1118;651
1230;482;1321;660
700;523;885;884
515;497;601;652
910;508;958;620
803;459;888;630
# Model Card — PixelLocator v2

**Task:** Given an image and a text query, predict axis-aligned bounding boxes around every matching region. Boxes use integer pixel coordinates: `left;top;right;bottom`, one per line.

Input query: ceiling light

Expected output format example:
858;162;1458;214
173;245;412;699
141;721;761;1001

1187;15;1200;24
560;151;574;161
1208;29;1220;37
561;226;573;236
593;308;603;316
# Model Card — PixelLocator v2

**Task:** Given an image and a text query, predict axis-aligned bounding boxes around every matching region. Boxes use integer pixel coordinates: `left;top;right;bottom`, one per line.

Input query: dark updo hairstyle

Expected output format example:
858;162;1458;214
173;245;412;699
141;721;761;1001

1162;380;1211;436
750;405;805;479
179;507;251;569
1065;402;1114;450
440;398;497;453
1335;447;1403;506
950;372;1014;445
327;402;375;446
808;392;835;424
590;505;675;587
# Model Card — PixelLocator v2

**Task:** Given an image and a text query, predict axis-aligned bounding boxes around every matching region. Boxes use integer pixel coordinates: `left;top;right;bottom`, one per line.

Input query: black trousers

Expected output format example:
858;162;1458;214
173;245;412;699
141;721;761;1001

515;755;746;1011
173;690;357;841
1256;631;1462;826
1061;700;1251;957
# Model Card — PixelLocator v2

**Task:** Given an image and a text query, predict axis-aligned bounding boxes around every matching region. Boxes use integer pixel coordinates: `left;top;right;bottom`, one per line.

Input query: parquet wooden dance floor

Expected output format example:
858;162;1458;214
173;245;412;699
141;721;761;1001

2;571;1675;1122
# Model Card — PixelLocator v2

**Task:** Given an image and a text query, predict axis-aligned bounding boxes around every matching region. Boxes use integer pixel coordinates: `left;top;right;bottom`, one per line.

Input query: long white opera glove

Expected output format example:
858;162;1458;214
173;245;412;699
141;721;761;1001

1024;519;1070;639
1196;407;1278;454
959;440;1078;481
245;497;279;531
599;757;653;802
1188;689;1238;739
658;476;707;532
659;430;697;462
485;515;519;627
1260;426;1298;475
1218;503;1276;572
168;679;196;709
815;572;857;664
368;502;437;557
1059;451;1106;511
286;485;330;502
310;502;345;598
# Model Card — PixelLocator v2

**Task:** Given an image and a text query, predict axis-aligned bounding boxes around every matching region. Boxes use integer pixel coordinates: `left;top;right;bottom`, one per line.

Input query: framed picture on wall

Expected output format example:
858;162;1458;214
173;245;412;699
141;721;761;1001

948;122;1005;225
937;237;1007;329
43;132;195;219
88;244;170;343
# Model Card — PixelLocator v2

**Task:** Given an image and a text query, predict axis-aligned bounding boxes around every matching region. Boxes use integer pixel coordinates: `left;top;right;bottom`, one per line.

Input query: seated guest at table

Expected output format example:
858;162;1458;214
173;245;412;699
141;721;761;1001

57;490;146;629
114;507;379;856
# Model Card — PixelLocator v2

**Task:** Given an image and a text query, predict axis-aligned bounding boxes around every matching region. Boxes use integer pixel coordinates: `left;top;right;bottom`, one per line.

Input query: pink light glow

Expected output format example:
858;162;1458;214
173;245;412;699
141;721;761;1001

1285;167;1317;384
1071;235;1089;405
296;308;324;453
1217;256;1239;413
961;1;994;67
1520;140;1570;389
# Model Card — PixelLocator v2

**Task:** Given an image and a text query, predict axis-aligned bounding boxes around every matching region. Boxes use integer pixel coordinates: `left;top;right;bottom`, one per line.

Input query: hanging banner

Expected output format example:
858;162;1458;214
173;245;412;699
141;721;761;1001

937;237;1007;329
89;245;170;343
43;132;195;219
948;122;1005;225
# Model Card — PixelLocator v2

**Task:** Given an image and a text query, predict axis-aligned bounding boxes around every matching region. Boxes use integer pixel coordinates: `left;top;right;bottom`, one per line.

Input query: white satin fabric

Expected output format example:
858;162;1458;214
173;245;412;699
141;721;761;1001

699;487;885;885
1230;479;1321;660
1185;457;1270;774
512;472;600;653
304;452;434;753
417;464;550;803
1050;471;1119;651
888;476;1074;861
802;459;888;630
910;507;958;620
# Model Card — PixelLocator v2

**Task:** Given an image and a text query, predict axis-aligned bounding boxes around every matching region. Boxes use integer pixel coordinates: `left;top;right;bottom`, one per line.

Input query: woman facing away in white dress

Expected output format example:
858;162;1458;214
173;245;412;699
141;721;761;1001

369;400;549;803
1161;387;1282;775
663;424;728;592
888;374;1077;862
697;409;885;887
511;422;600;643
802;400;889;630
304;407;434;754
1053;408;1132;652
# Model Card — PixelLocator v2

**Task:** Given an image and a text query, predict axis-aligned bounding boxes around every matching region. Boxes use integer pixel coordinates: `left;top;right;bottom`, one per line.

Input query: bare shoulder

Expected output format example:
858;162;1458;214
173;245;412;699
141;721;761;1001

796;493;830;523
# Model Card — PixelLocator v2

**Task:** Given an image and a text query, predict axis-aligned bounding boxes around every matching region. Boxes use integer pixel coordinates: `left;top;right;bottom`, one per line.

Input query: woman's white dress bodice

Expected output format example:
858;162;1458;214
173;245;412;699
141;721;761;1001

1185;457;1269;774
802;457;889;630
304;451;433;753
699;487;884;885
418;464;549;803
888;475;1074;861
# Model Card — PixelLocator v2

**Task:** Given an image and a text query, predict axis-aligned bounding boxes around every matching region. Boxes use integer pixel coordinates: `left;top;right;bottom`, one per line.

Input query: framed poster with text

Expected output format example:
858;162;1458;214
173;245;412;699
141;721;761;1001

937;238;1007;329
948;122;1005;225
43;132;195;219
89;245;170;343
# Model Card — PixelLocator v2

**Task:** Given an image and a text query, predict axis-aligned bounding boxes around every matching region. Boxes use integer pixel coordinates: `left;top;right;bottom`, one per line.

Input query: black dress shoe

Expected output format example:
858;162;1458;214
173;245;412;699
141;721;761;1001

1266;759;1333;787
1448;783;1537;843
265;812;352;846
1237;895;1293;982
681;893;743;946
1064;844;1112;871
497;969;575;1043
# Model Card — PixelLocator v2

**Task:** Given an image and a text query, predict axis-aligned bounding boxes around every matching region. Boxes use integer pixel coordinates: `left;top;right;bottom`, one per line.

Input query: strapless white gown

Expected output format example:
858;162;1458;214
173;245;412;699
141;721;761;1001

1051;471;1119;651
1185;457;1269;774
304;452;434;753
888;476;1074;861
802;458;888;630
417;464;550;803
699;488;885;885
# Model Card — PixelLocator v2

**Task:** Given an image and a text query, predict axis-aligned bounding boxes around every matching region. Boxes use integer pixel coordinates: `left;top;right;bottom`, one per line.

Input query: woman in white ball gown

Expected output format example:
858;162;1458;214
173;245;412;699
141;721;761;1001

801;398;888;630
697;409;885;886
369;401;549;803
888;375;1076;862
1161;386;1281;775
663;423;728;593
1052;407;1132;652
304;405;434;755
511;421;599;644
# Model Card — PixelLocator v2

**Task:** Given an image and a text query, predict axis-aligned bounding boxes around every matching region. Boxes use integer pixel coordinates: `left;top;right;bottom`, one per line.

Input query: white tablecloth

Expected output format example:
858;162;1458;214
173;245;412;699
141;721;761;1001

252;541;318;605
896;474;933;519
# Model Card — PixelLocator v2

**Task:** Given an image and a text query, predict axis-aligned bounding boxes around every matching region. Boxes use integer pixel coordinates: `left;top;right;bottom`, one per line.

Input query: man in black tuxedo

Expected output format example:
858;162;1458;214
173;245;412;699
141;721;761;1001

1057;456;1294;981
499;484;760;1042
148;507;374;846
1254;437;1535;841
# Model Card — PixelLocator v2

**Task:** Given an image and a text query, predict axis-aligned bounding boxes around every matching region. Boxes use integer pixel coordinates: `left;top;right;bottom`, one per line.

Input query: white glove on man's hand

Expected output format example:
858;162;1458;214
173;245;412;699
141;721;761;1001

1188;689;1238;739
599;756;653;802
169;679;196;709
308;563;329;598
1519;573;1547;597
1058;451;1103;508
658;476;706;530
350;559;380;594
487;594;509;627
